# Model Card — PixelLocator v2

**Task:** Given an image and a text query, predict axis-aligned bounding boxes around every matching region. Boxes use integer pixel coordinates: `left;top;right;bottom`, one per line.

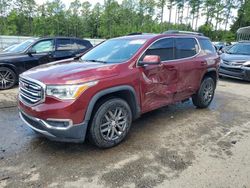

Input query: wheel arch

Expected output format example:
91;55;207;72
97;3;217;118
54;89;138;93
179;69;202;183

201;68;218;86
84;85;141;123
0;63;19;76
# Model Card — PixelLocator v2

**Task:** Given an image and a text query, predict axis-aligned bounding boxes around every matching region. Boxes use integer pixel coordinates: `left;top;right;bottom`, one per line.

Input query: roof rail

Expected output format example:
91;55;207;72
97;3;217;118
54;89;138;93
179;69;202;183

127;32;154;36
163;30;204;36
127;32;143;36
239;40;250;43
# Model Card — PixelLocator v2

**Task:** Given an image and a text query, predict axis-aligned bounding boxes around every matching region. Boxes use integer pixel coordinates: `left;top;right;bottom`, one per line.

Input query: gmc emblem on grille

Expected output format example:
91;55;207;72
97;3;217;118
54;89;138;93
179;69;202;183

20;82;29;89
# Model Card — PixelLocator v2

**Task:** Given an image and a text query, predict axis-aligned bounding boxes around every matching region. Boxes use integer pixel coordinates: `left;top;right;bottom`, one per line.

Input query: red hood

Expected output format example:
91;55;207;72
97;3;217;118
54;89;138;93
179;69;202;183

21;59;119;85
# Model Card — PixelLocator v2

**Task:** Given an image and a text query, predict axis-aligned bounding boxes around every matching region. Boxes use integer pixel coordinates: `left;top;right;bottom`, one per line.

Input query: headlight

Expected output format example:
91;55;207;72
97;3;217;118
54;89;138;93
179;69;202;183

46;81;98;100
243;61;250;67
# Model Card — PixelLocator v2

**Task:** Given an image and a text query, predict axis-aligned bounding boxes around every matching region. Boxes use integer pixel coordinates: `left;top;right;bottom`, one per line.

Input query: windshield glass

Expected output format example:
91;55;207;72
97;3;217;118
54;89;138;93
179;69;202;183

227;43;250;55
8;39;35;53
3;44;17;52
80;38;147;63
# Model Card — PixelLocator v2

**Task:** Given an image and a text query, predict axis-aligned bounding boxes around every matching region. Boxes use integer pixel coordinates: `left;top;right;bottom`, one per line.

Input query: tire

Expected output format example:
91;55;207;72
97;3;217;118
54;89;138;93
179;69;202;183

89;98;132;148
192;77;215;108
0;67;17;90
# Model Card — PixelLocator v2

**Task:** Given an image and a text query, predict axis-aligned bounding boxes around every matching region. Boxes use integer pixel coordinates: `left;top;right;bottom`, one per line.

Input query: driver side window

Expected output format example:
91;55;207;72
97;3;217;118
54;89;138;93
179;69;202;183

32;40;54;53
140;38;174;61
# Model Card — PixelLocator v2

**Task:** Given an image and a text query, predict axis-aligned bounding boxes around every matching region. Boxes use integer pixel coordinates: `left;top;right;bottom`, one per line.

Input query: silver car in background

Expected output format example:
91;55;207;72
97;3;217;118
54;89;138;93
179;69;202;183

219;41;250;81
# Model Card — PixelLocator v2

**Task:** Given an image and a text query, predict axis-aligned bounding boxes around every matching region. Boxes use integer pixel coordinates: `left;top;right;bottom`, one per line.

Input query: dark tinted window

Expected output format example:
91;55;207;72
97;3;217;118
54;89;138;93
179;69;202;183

76;40;89;50
175;38;198;59
71;39;79;50
57;39;73;51
143;38;174;61
199;39;216;54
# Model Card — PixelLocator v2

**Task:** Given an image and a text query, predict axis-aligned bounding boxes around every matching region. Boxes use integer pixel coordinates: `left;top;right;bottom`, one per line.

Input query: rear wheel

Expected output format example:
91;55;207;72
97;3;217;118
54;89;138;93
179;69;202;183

0;67;17;90
89;98;132;148
192;77;215;108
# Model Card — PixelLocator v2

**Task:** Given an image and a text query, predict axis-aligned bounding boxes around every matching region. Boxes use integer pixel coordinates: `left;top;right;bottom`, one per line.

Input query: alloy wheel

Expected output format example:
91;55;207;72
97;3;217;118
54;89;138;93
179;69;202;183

202;80;214;104
100;107;128;141
0;68;15;89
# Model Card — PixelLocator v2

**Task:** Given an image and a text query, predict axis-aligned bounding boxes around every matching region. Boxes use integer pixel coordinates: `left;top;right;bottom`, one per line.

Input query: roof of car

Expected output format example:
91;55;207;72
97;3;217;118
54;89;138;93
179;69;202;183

115;33;209;41
239;40;250;43
37;36;90;41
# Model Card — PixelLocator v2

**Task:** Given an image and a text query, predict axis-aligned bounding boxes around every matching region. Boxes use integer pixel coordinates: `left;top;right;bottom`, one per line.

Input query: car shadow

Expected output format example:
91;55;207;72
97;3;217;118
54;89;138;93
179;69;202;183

219;76;250;84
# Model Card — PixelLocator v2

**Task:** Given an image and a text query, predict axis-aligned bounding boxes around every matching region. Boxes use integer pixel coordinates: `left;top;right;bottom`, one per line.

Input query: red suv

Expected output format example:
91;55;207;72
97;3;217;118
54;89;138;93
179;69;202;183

19;32;220;148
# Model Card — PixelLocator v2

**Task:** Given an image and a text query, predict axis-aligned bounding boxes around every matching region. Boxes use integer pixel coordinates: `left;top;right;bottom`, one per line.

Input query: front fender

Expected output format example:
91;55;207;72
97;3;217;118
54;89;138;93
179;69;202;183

84;85;141;122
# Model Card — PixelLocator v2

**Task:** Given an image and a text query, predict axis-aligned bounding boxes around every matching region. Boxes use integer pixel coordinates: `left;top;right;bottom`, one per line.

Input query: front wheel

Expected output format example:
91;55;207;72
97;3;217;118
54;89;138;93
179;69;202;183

0;67;17;90
192;77;215;108
89;98;132;148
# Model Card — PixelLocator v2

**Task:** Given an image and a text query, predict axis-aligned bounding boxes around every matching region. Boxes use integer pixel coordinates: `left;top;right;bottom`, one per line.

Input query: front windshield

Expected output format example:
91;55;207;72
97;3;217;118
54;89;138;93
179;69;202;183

227;43;250;55
3;44;17;52
8;39;35;53
80;38;147;63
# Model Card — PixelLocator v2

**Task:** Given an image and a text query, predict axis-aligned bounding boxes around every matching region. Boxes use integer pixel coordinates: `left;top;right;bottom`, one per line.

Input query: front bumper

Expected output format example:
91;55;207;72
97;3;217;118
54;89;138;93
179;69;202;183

219;64;250;81
19;110;88;143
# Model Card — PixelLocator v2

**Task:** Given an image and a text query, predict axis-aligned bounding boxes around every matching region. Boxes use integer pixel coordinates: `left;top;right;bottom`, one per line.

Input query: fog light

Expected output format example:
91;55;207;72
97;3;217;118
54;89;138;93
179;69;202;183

45;119;72;128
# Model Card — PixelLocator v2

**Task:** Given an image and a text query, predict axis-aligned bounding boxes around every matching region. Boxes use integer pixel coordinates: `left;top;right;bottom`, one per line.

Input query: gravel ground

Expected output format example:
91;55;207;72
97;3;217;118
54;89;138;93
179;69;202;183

0;78;250;188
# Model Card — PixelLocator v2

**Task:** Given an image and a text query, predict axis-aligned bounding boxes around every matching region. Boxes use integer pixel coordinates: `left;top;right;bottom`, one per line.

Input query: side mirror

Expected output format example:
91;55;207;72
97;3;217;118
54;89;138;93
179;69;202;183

217;46;224;55
139;55;161;66
219;46;223;51
27;48;36;55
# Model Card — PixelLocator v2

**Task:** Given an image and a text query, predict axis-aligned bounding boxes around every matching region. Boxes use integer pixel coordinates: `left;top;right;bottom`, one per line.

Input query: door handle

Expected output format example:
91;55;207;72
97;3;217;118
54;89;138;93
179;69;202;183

48;52;54;58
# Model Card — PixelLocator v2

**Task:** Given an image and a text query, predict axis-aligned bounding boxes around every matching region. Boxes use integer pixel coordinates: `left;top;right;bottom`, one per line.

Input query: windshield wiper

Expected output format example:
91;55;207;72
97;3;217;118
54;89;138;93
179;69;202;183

83;59;107;64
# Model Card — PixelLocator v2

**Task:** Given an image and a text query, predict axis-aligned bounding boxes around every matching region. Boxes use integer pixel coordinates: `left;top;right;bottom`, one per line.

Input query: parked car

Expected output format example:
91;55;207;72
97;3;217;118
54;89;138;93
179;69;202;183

19;32;220;148
0;37;93;90
219;41;250;81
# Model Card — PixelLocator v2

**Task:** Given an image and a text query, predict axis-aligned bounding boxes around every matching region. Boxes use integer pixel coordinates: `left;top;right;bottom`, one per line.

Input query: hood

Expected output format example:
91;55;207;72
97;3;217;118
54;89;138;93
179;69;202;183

221;53;250;62
21;59;119;85
0;52;24;61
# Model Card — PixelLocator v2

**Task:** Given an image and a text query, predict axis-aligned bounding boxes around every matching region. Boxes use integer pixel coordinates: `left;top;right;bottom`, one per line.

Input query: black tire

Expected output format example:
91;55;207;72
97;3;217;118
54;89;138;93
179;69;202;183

0;67;17;90
89;98;132;148
192;77;215;108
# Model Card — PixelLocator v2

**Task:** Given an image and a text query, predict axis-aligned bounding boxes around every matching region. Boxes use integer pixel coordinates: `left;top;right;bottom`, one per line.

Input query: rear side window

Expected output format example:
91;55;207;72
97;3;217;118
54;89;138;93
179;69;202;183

144;38;174;61
76;40;92;50
175;38;199;59
57;39;73;51
199;39;216;55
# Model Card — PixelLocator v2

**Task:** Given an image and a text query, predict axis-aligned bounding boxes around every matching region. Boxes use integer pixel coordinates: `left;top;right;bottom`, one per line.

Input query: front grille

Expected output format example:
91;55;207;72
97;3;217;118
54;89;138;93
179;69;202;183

223;60;245;66
220;66;243;73
19;77;44;106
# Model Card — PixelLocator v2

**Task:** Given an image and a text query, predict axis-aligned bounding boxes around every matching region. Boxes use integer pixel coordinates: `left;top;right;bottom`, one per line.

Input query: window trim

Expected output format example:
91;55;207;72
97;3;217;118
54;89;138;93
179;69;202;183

136;36;201;66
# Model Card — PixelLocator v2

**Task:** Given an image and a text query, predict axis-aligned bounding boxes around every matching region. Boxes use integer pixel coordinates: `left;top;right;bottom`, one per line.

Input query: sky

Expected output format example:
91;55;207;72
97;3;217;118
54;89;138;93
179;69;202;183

36;0;236;30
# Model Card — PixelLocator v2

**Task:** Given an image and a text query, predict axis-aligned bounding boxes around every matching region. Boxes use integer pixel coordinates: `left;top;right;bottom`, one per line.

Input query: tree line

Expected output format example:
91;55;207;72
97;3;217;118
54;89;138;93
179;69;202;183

0;0;249;41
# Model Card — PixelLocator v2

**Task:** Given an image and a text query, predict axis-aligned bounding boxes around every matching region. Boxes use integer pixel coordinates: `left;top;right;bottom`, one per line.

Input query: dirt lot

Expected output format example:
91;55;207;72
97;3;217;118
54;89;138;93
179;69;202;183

0;78;250;188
